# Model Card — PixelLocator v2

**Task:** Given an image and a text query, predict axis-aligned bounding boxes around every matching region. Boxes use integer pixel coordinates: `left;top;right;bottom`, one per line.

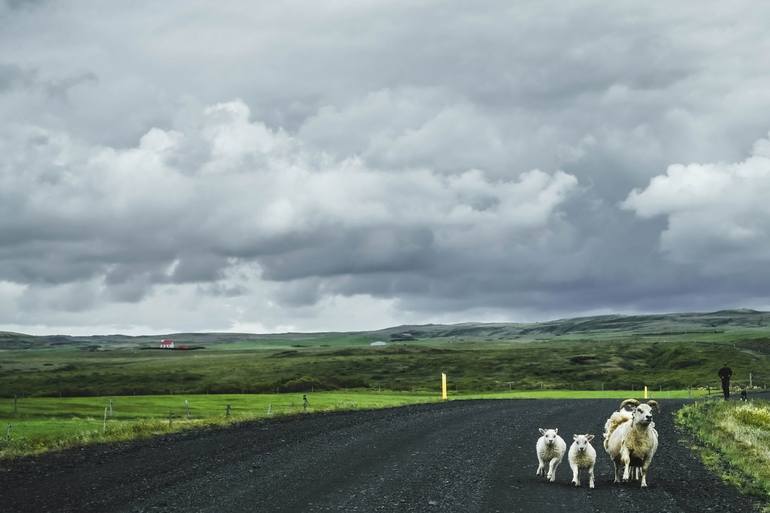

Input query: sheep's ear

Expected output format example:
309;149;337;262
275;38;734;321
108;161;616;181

647;400;660;413
573;434;579;440
586;434;595;442
539;428;545;435
554;428;558;434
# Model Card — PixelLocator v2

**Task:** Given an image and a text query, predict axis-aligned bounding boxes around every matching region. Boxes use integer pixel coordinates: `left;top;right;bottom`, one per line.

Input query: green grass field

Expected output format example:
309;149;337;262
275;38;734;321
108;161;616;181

677;399;770;510
1;311;769;459
2;337;768;397
0;388;704;459
0;391;438;458
4;311;770;398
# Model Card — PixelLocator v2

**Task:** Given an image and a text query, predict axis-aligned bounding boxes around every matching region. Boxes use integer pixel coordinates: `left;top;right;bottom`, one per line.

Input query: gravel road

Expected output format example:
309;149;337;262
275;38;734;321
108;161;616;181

0;399;759;513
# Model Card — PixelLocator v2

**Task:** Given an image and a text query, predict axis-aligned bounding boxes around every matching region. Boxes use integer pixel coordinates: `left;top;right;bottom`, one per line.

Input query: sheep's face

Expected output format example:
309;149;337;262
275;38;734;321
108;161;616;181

539;428;558;446
634;404;654;426
572;434;595;452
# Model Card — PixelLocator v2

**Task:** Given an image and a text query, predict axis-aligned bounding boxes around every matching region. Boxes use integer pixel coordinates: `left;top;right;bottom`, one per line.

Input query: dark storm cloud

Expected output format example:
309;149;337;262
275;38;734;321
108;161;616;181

2;0;45;10
2;1;770;333
0;63;35;91
43;71;98;100
258;227;437;281
0;62;96;100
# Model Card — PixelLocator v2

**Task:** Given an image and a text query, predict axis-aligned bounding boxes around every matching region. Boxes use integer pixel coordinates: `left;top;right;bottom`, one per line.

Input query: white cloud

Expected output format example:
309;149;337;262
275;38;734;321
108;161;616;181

623;133;770;267
4;2;770;332
0;99;580;331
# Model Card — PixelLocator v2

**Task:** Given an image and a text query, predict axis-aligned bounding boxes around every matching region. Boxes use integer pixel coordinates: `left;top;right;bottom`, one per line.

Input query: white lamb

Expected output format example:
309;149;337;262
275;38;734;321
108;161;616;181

568;434;596;488
536;428;566;482
605;402;659;487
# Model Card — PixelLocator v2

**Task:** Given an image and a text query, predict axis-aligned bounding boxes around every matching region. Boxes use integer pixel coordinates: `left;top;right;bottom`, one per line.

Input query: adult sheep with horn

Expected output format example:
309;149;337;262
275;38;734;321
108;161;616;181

604;398;660;487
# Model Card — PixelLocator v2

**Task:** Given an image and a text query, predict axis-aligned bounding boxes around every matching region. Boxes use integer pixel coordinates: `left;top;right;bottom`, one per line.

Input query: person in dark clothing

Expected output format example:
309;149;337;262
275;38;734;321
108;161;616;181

740;387;748;401
718;364;733;400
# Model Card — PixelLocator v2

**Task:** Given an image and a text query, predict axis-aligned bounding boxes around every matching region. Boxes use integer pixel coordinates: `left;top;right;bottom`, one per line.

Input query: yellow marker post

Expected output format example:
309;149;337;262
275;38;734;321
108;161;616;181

644;385;648;399
441;372;448;400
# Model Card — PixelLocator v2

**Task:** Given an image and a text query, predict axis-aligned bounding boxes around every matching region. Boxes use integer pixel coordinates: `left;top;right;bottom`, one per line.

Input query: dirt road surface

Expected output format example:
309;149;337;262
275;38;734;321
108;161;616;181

0;399;759;512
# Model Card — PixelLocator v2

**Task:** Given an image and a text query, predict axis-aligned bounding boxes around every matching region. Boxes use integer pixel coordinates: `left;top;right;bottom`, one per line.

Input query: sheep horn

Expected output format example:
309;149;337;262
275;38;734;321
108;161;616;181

646;400;660;413
619;398;640;411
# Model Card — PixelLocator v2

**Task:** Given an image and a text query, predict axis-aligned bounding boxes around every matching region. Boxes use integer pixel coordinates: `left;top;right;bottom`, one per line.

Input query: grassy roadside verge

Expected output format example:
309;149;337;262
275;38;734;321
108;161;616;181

0;391;438;459
0;389;699;459
677;400;770;510
458;388;702;400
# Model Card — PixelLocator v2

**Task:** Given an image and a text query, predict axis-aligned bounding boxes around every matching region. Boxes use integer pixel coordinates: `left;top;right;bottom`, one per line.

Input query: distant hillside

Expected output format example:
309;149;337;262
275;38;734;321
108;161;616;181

2;309;770;350
4;309;770;395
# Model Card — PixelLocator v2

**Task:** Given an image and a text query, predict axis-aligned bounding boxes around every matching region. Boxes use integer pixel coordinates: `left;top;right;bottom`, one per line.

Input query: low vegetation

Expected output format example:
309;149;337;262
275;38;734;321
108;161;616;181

0;391;439;458
677;399;770;509
1;338;767;397
4;310;770;397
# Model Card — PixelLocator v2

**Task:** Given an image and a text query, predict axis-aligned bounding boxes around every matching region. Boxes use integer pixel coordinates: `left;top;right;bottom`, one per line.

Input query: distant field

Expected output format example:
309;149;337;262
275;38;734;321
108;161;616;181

1;336;768;397
0;388;705;458
1;310;769;428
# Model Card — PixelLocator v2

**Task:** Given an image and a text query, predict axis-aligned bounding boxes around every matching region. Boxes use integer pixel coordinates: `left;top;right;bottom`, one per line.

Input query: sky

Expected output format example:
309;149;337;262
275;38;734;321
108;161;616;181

2;1;770;335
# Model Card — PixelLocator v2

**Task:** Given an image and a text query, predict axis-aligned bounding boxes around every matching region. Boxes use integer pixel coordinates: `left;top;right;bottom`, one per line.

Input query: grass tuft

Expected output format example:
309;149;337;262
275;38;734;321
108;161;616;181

677;400;770;510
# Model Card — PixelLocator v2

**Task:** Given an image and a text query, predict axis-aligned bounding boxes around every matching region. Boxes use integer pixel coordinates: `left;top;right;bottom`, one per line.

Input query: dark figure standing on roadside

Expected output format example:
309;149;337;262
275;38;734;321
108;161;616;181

740;387;748;401
303;394;309;412
718;363;733;400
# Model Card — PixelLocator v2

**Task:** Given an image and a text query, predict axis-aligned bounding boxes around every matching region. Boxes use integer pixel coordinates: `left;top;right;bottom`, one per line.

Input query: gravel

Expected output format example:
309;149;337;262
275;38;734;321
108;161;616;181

0;399;760;513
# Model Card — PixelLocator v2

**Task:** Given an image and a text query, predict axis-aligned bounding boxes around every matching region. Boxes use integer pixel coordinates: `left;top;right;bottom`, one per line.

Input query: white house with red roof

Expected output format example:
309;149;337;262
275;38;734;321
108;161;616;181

159;338;175;349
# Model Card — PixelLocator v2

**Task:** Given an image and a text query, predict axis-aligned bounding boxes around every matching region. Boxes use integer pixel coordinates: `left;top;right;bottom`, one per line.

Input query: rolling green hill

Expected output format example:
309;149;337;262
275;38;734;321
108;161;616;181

1;310;770;396
4;309;770;349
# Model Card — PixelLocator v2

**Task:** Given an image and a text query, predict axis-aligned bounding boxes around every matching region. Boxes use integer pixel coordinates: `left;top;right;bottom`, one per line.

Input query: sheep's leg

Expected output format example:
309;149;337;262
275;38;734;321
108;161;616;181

640;460;651;488
588;464;595;489
570;462;580;487
612;460;621;484
547;457;560;482
620;447;631;482
536;455;545;477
